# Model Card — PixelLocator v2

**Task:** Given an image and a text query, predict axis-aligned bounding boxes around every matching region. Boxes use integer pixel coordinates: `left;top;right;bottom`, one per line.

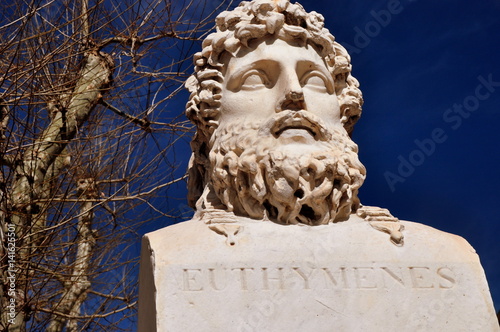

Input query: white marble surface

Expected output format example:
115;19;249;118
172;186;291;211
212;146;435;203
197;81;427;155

139;214;498;331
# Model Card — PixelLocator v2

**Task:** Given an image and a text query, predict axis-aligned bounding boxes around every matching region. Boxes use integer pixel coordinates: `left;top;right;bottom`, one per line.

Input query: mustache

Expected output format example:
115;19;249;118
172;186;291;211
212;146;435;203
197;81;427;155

257;110;333;141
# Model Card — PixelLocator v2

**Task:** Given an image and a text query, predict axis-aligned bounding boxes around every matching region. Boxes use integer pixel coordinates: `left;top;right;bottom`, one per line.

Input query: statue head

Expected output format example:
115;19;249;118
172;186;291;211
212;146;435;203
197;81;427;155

185;0;366;225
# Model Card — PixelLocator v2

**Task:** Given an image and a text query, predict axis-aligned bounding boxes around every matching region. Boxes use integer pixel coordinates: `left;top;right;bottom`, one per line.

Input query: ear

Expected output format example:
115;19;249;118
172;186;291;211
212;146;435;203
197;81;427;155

187;153;204;209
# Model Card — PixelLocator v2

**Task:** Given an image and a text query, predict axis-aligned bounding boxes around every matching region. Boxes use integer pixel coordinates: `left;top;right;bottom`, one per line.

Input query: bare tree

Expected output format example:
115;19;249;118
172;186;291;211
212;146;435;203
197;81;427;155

0;0;228;330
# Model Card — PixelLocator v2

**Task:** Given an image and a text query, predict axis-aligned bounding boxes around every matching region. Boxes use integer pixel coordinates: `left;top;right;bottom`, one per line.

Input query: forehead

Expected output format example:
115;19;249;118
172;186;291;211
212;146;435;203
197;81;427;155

223;37;326;74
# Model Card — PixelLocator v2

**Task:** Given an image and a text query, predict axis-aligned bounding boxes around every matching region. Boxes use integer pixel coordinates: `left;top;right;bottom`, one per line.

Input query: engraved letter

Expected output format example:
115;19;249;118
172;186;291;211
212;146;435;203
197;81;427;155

354;267;377;289
232;267;254;291
292;267;315;290
409;267;434;288
208;268;227;291
183;268;203;291
381;267;405;287
322;267;349;289
261;267;285;290
437;267;456;289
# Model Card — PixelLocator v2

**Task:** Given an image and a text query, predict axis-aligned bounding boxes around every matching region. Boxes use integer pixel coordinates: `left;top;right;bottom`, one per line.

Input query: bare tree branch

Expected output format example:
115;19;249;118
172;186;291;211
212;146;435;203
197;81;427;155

0;0;229;330
101;99;151;131
38;302;137;319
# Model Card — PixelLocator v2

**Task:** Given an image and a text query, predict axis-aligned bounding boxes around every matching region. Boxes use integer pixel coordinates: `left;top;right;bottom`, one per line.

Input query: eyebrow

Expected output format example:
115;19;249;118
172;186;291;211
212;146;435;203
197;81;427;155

227;59;276;82
225;59;277;91
296;60;335;92
297;60;332;77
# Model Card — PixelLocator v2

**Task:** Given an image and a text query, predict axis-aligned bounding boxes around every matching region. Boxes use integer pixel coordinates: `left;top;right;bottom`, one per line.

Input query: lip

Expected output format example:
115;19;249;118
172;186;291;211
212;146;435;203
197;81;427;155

275;126;316;137
265;110;330;141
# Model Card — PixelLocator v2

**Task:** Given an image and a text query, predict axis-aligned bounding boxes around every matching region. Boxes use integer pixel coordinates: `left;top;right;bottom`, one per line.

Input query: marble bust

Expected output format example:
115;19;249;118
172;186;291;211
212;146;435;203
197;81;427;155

139;1;498;330
184;0;404;244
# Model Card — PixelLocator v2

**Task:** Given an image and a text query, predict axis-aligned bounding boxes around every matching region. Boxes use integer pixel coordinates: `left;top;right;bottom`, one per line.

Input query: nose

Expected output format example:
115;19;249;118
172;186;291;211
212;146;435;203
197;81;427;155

286;90;304;102
278;71;305;112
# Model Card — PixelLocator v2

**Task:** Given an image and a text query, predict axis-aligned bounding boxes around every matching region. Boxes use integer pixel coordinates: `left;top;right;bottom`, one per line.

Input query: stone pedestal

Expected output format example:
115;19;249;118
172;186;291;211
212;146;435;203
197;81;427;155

138;215;498;331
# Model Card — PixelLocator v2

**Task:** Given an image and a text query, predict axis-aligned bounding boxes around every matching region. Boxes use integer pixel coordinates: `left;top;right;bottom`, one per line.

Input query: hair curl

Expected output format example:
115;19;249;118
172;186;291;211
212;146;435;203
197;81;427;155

185;0;363;208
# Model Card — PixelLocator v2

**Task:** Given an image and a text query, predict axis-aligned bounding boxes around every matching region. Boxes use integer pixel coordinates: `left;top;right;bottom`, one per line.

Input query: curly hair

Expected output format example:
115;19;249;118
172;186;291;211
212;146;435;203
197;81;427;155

185;0;363;208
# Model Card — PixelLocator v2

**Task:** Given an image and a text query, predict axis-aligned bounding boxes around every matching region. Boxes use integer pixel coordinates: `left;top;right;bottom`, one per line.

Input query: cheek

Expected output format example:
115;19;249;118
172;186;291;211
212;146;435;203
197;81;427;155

220;90;276;119
305;92;341;119
219;92;248;119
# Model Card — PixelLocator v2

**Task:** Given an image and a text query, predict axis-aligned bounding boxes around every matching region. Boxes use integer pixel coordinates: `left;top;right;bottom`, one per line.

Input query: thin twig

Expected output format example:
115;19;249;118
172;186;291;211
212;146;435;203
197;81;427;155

101;99;151;131
39;301;137;319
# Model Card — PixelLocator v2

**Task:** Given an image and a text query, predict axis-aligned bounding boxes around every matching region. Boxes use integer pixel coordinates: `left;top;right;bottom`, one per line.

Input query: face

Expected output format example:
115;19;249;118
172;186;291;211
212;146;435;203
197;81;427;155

219;37;342;145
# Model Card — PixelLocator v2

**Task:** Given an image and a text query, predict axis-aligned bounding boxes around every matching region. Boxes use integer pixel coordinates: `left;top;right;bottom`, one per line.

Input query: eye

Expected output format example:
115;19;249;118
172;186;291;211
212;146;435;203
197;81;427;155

240;69;270;90
301;71;331;92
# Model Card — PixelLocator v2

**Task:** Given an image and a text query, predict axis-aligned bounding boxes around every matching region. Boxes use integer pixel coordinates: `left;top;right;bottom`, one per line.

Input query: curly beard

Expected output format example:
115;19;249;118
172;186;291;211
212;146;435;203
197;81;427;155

204;111;366;225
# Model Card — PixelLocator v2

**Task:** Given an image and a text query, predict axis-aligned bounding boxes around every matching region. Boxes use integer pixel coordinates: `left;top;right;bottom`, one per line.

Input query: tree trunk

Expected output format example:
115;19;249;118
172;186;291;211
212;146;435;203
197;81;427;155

2;51;113;331
47;194;95;332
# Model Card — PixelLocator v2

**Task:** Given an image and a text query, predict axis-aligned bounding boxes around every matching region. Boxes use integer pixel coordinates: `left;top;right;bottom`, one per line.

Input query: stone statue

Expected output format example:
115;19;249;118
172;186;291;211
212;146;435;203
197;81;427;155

184;0;404;244
139;1;498;330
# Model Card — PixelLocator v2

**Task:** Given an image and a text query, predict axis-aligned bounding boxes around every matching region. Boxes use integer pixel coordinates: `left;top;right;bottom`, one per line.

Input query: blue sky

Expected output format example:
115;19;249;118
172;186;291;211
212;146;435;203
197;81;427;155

294;0;500;310
151;0;500;313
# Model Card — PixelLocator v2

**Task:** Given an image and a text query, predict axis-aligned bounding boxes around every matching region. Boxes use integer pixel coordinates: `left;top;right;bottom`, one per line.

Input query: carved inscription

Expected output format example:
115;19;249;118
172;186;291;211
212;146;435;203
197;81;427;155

180;266;456;292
